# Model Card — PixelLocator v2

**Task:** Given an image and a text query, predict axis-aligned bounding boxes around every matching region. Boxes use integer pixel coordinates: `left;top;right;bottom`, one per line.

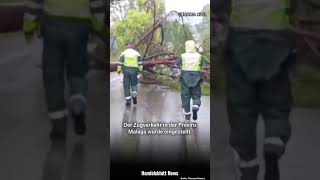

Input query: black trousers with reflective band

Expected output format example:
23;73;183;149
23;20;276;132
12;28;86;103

42;17;90;115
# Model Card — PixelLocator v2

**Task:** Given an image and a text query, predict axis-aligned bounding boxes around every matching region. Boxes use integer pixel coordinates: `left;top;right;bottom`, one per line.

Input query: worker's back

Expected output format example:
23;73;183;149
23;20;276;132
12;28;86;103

121;48;141;68
181;52;202;72
230;0;290;30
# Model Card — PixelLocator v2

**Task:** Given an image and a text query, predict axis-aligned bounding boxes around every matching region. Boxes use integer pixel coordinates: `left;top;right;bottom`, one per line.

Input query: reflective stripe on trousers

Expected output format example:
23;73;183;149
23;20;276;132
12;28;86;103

69;93;87;104
49;109;68;119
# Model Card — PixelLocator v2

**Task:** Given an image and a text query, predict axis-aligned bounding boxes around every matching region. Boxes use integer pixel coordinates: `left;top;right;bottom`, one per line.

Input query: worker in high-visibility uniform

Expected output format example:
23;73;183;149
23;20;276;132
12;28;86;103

176;40;206;121
117;44;143;106
23;0;106;139
213;0;295;179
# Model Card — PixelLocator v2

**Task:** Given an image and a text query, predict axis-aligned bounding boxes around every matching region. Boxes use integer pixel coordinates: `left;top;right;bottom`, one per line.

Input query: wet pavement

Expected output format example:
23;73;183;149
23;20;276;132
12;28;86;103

211;97;320;180
110;73;210;164
0;32;108;180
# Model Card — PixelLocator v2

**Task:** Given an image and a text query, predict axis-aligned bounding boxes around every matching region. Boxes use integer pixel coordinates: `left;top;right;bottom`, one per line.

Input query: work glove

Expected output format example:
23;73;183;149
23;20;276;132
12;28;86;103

138;65;143;73
117;66;122;75
23;20;40;43
91;16;107;38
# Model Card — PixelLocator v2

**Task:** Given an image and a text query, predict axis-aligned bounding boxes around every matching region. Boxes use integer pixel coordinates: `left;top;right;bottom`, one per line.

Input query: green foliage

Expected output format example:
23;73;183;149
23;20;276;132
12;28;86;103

163;21;194;54
196;4;210;40
201;82;210;96
292;64;320;108
136;0;166;16
196;4;210;64
110;0;167;61
111;9;153;60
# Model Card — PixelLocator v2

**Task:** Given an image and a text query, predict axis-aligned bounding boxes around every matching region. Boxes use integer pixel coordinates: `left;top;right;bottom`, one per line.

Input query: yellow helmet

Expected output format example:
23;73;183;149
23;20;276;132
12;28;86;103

185;40;196;53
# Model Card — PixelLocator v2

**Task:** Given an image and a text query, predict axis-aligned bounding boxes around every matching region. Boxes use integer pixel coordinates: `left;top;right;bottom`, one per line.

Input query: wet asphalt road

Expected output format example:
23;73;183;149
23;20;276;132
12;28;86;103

110;73;210;164
0;32;108;180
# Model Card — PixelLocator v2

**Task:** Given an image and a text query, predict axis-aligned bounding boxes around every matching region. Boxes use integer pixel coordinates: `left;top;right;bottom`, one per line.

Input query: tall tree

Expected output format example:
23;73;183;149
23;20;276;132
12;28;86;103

110;0;166;60
162;20;194;54
196;4;210;63
111;9;153;60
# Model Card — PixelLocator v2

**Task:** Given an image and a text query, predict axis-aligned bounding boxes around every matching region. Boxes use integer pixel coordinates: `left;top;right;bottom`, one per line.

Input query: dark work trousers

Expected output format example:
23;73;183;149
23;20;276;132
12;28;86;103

123;67;138;99
42;17;90;119
181;77;202;113
226;53;293;163
225;29;293;163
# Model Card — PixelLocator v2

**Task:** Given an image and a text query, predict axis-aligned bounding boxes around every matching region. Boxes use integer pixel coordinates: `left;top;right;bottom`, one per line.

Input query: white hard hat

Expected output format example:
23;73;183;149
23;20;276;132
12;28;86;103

185;40;196;53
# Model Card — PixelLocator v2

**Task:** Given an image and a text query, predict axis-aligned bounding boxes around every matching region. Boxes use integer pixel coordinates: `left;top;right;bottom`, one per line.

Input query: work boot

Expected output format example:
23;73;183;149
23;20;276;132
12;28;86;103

192;109;198;120
50;117;67;140
264;152;280;180
126;99;131;106
192;105;199;120
132;96;137;104
72;112;86;135
240;166;259;180
70;99;87;136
